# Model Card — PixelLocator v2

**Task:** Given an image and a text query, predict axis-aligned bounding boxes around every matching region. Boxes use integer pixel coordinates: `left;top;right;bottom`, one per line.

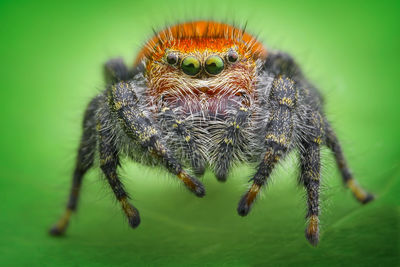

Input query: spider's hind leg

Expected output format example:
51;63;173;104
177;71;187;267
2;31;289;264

300;139;321;246
325;122;374;204
104;58;131;84
299;111;324;246
49;96;100;236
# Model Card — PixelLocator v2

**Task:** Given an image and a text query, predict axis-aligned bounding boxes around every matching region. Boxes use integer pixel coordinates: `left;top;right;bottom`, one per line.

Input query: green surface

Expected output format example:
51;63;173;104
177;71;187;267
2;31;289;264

1;0;399;266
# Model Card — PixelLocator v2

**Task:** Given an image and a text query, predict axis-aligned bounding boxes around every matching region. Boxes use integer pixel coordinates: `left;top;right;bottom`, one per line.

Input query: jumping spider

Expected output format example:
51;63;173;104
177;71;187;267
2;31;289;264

50;21;374;245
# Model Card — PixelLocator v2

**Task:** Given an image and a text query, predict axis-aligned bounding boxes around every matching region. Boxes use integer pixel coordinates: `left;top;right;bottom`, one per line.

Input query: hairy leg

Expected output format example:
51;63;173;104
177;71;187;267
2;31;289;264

300;110;324;246
159;107;206;176
237;76;297;216
264;51;324;105
300;140;321;246
325;122;374;204
97;108;140;228
214;106;251;182
110;81;205;197
49;96;100;236
264;51;301;78
104;58;131;84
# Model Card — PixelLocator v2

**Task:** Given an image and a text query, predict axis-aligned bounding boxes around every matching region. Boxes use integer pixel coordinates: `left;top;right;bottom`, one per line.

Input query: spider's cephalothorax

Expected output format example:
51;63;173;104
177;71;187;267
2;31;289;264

50;21;374;246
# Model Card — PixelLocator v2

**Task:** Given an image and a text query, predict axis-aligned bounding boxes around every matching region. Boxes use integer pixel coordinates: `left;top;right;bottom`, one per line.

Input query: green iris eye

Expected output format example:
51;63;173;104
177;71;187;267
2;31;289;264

181;56;200;76
205;55;224;75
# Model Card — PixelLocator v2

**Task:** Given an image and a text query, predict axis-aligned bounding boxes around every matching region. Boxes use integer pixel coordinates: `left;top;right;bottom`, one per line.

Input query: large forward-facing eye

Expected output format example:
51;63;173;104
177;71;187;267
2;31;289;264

181;56;201;76
205;55;224;75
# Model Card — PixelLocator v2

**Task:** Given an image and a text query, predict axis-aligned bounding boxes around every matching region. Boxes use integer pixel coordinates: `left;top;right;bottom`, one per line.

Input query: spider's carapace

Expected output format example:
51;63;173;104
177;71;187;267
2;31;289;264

134;21;267;66
136;21;268;115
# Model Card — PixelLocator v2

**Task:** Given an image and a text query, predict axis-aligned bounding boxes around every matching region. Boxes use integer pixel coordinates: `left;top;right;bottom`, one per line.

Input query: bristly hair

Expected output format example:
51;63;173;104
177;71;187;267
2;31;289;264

134;20;267;66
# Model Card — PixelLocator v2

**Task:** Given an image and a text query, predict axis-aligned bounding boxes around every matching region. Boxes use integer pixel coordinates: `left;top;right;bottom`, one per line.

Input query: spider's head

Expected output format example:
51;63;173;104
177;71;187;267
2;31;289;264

135;21;267;115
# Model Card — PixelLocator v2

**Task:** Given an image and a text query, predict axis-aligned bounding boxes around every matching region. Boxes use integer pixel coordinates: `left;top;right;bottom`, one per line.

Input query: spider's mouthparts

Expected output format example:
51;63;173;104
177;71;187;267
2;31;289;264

160;94;249;118
198;87;209;93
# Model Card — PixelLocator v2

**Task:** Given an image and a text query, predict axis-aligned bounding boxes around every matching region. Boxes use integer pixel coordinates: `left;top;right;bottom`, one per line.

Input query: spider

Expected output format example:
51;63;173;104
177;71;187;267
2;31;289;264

49;21;374;245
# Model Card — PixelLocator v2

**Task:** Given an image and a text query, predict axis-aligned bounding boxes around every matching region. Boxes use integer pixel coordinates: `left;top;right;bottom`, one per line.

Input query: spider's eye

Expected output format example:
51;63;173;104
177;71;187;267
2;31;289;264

227;50;239;63
181;56;201;76
166;52;178;65
205;55;224;75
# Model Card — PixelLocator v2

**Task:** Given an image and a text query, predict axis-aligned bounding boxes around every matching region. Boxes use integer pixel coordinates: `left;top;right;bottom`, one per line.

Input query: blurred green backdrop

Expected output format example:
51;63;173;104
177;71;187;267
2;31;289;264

0;0;399;266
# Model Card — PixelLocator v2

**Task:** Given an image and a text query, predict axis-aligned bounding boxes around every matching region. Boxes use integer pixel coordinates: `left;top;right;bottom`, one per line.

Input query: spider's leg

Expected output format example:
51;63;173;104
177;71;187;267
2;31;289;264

97;109;141;228
160;107;206;176
237;76;297;216
104;58;131;84
264;51;324;103
49;96;100;236
325;122;374;204
299;111;323;246
214;107;250;182
264;51;300;77
110;82;205;197
300;139;321;246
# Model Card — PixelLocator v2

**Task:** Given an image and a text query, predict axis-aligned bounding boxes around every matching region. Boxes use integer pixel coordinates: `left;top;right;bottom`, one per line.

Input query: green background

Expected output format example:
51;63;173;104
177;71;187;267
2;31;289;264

1;0;399;266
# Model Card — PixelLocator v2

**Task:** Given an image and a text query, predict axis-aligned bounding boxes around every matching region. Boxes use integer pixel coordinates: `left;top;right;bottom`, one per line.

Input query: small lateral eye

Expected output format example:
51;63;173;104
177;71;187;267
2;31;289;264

227;49;239;63
166;52;178;65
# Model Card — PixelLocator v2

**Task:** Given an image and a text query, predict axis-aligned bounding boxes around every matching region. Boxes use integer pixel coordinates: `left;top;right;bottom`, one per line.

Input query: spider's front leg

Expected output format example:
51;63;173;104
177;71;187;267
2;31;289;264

97;107;141;227
214;106;251;182
100;59;142;227
237;76;297;215
159;107;206;176
110;82;206;197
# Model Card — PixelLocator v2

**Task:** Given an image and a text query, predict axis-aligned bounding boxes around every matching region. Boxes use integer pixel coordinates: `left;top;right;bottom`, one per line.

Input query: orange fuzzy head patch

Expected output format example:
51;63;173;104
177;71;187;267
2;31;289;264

135;21;267;66
136;21;268;114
